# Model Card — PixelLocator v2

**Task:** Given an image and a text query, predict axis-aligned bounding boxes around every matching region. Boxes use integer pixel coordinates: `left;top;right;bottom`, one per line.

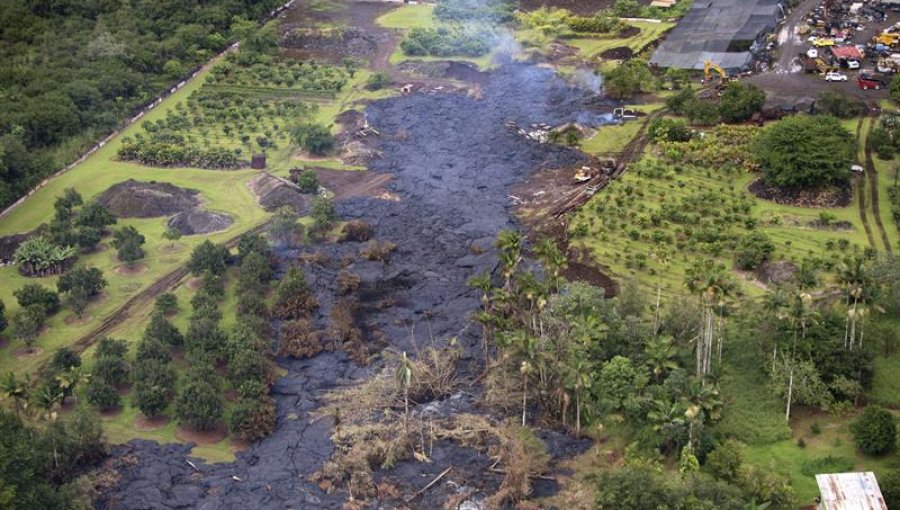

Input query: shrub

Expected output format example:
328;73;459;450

85;378;119;410
400;26;492;58
365;72;391;91
273;268;317;320
279;320;323;358
868;127;895;160
144;312;184;347
648;118;692;142
291;123;334;156
706;439;744;483
734;231;775;270
269;206;304;246
174;368;223;430
49;347;81;373
665;88;695;115
686;99;720;126
310;196;336;229
187;240;229;276
111;226;145;266
135;337;171;364
602;59;656;99
155;293;178;315
93;355;130;388
851;405;897;455
718;82;765;123
816;90;863;119
133;359;176;418
294;169;320;193
228;348;271;388
340;220;373;242
360;239;396;262
881;470;900;509
14;284;61;315
12;304;46;349
230;395;277;441
57;265;107;316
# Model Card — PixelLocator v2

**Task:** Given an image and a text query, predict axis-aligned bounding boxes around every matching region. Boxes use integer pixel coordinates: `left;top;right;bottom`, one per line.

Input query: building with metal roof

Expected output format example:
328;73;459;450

650;0;783;70
815;472;888;510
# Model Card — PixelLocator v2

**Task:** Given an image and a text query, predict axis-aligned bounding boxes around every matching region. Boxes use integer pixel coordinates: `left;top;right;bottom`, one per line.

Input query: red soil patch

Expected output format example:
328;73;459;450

175;424;228;445
13;347;43;359
114;263;148;277
230;438;251;453
64;314;93;326
135;414;171;431
186;277;201;291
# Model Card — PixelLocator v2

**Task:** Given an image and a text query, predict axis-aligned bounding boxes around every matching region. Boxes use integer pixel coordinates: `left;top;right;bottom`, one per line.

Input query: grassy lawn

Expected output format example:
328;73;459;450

870;351;900;408
580;118;646;155
376;4;436;30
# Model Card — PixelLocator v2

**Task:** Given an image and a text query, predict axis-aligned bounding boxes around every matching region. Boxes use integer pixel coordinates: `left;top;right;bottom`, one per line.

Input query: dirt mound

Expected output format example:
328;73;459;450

748;178;852;208
282;27;377;57
600;46;634;59
167;210;233;236
755;260;797;286
96;179;200;218
248;173;309;213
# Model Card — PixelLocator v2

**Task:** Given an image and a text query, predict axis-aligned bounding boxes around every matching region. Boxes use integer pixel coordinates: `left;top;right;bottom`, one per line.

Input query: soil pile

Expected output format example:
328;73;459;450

96;179;200;218
167;210;233;235
98;64;605;509
0;233;28;264
749;178;852;208
755;260;797;285
248;173;309;213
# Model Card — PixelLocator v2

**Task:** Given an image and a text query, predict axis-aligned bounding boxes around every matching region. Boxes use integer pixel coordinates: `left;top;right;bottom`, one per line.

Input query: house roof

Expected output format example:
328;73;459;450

815;472;888;510
831;45;863;60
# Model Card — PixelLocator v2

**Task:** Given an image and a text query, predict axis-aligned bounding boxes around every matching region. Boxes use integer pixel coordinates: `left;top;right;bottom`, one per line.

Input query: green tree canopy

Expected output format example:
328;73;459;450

753;115;854;188
718;82;765;123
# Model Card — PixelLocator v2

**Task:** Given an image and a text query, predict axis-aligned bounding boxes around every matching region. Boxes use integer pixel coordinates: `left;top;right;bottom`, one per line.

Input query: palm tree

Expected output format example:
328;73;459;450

837;257;873;350
1;372;30;417
644;336;678;383
650;250;670;334
685;260;735;380
468;272;495;361
32;384;63;422
647;398;687;454
534;237;566;292
495;230;523;291
55;367;89;406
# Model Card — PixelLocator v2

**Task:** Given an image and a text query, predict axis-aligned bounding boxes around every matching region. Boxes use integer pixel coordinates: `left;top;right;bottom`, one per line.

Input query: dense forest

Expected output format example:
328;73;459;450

0;0;283;209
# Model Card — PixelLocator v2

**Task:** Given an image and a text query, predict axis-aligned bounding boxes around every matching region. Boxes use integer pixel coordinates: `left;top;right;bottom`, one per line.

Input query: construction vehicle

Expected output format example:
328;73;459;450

815;58;837;74
702;60;728;84
874;33;900;47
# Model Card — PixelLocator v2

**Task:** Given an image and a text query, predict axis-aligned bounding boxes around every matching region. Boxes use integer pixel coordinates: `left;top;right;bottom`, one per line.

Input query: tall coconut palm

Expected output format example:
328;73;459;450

1;372;30;417
495;230;523;291
685;260;735;380
534;237;566;293
837;257;873;350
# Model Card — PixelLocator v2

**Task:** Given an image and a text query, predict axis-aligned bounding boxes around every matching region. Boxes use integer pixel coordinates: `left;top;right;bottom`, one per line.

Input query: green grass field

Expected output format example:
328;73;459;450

566;21;675;59
376;4;436;30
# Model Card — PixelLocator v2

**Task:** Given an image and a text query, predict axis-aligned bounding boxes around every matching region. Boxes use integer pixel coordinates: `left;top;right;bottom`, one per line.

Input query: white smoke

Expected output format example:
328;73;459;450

574;68;603;94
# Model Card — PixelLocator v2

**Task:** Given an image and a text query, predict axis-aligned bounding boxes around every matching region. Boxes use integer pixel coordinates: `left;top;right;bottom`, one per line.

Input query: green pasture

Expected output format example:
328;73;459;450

566;21;675;60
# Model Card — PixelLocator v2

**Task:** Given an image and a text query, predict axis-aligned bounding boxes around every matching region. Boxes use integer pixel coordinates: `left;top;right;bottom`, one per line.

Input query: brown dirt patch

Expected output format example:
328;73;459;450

175;424;228;445
748;178;852;208
294;168;394;201
618;25;641;38
92;243;110;254
13;347;43;359
186;277;201;291
135;414;171;431
562;261;617;298
230;438;251;453
64;314;93;326
114;263;148;277
600;46;634;60
755;260;798;286
96;179;200;218
225;389;238;403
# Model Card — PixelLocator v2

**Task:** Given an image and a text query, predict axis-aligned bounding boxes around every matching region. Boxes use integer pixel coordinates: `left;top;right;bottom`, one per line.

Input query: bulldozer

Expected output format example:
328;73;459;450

874;33;900;47
815;58;836;74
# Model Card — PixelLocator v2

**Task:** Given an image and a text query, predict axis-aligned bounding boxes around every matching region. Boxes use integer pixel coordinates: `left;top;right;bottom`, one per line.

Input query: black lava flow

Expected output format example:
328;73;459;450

96;64;610;510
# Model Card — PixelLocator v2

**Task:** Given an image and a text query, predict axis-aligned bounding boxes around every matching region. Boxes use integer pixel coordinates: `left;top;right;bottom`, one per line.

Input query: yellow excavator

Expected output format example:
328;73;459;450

702;60;728;84
874;32;900;47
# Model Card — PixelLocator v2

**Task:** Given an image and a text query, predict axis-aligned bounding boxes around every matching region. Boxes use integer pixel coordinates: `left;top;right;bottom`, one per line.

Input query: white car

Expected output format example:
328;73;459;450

807;48;819;58
825;71;848;81
847;59;860;69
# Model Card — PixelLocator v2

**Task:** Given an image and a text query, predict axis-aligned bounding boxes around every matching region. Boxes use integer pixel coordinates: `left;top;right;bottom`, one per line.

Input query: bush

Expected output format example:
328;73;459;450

816;90;864;119
13;304;47;349
851;405;897;455
400;26;492;58
57;265;107;316
187;240;229;276
881;470;900;509
602;59;656;99
49;347;81;373
340;220;373;242
228;348;271;388
111;226;145;266
273;268;317;320
665;88;695;115
14;284;61;315
868;127;895;160
144;312;184;346
311;196;336;230
174;370;223;430
93;356;130;388
279;319;323;358
133;359;176;417
686;99;720;126
734;231;775;270
85;378;119;410
118;139;240;169
135;337;171;364
648;118;692;142
718;82;765;123
95;337;128;359
707;439;744;483
230;395;277;441
294;169;320;193
291;123;335;156
754;115;854;188
365;72;391;91
155;293;178;315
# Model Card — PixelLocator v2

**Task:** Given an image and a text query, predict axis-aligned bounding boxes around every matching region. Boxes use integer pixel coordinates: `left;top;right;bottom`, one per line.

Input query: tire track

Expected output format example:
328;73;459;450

864;118;893;253
855;115;877;249
35;222;269;376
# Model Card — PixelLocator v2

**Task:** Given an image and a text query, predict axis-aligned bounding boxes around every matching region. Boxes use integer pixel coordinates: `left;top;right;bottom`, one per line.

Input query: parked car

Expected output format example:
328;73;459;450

825;71;848;81
807;48;819;58
858;73;886;89
847;59;861;69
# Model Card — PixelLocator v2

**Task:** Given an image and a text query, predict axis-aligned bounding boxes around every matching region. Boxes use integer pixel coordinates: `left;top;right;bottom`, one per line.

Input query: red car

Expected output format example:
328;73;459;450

858;74;887;89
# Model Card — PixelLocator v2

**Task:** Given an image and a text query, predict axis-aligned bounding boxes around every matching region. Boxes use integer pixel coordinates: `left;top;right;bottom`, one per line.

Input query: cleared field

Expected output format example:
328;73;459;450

566;21;675;58
376;4;437;29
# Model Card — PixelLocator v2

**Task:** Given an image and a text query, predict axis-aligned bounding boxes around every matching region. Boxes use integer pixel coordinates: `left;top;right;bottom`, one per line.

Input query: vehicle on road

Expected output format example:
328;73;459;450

847;59;860;69
825;71;848;81
857;73;887;89
807;48;818;59
813;38;836;47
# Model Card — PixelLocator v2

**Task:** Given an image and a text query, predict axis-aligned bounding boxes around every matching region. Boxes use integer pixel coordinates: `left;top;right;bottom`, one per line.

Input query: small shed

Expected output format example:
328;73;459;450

815;472;887;510
251;153;267;170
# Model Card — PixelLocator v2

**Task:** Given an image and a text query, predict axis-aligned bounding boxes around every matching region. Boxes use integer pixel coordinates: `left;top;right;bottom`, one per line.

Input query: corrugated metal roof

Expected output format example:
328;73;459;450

815;472;888;510
831;46;863;60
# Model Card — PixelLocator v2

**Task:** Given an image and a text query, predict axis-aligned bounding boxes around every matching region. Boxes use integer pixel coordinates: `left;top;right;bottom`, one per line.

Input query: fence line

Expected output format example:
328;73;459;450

0;0;298;230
